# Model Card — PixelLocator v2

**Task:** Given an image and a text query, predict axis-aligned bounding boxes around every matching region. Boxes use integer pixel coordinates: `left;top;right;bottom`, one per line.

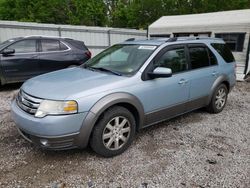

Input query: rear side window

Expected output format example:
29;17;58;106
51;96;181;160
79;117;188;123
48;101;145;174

41;40;60;51
189;47;210;69
41;39;68;52
211;43;235;63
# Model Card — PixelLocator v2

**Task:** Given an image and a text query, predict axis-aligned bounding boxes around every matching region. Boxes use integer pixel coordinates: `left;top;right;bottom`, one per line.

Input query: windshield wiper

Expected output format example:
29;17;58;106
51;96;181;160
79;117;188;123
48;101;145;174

83;64;95;71
93;67;122;76
84;65;122;76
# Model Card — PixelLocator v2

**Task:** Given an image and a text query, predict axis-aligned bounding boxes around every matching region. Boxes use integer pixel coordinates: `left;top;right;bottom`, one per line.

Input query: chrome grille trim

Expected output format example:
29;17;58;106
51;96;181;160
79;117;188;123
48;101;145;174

17;90;43;115
21;91;43;104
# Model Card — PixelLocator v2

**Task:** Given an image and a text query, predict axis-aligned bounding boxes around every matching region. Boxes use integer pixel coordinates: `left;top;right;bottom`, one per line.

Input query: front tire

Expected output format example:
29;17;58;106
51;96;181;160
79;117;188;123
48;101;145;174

90;106;136;157
207;84;228;113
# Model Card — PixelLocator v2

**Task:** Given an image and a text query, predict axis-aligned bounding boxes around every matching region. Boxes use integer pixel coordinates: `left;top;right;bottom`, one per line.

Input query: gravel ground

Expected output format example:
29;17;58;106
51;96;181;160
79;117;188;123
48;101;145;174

0;82;249;188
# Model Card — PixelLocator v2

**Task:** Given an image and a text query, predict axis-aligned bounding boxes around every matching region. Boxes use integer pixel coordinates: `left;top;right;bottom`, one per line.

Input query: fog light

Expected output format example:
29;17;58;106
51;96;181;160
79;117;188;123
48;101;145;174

40;139;49;146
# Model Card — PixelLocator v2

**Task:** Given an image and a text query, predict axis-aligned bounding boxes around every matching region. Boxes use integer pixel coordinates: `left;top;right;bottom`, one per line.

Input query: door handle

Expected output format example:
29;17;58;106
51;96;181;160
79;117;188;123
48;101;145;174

178;79;188;85
212;71;218;76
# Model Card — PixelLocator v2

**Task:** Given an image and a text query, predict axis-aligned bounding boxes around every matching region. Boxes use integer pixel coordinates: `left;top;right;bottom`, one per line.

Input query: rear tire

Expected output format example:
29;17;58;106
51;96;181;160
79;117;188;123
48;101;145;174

206;84;228;114
90;106;136;157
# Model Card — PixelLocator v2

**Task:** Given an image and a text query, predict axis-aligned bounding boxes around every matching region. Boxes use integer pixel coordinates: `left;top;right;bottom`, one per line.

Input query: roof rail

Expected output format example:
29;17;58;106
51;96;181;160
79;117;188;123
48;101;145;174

166;37;178;42
125;38;135;41
166;36;222;42
24;35;73;39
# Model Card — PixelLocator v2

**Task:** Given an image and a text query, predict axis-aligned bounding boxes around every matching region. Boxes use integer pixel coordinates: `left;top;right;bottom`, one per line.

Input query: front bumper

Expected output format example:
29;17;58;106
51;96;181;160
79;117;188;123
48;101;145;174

11;99;88;150
17;127;80;150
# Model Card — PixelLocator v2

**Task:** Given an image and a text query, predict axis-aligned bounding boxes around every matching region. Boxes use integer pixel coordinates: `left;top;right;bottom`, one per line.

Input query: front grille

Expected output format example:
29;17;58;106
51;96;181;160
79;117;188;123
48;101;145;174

17;90;43;115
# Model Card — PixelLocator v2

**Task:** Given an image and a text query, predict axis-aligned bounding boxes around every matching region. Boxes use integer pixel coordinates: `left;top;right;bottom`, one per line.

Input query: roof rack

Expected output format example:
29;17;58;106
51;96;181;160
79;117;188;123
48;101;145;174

125;38;135;41
24;35;73;39
166;37;222;42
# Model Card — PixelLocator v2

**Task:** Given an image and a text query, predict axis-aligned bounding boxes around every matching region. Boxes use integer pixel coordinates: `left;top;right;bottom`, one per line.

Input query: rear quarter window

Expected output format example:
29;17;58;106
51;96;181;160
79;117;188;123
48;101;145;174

65;39;88;51
211;43;235;63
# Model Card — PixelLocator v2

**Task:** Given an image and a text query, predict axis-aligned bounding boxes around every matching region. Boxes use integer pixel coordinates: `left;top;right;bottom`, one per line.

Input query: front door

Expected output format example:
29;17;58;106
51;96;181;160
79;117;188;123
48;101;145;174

138;45;190;126
0;39;39;82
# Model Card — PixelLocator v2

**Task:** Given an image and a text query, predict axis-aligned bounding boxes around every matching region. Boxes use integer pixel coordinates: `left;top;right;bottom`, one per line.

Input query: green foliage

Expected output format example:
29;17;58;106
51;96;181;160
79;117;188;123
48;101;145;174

0;0;107;26
0;0;249;28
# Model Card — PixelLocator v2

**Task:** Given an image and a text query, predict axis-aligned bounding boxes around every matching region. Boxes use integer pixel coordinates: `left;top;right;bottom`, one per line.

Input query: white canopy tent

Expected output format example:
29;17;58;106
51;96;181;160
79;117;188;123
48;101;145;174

149;9;250;81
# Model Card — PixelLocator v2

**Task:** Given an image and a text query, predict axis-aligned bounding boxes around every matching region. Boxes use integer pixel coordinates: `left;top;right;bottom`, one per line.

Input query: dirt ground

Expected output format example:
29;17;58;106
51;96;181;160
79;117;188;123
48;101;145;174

0;82;249;188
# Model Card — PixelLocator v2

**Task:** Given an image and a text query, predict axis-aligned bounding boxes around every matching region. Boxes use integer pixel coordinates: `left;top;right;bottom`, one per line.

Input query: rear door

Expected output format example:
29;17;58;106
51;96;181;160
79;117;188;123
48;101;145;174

186;44;219;107
0;39;39;82
38;39;74;74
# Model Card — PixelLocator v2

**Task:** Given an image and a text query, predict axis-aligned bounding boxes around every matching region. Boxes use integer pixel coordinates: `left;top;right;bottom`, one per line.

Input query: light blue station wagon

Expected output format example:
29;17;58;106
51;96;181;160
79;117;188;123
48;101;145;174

11;37;236;157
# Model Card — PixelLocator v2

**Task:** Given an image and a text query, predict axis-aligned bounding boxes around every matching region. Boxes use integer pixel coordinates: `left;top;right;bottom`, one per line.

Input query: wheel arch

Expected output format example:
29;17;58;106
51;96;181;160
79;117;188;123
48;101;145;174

207;75;230;105
76;92;145;148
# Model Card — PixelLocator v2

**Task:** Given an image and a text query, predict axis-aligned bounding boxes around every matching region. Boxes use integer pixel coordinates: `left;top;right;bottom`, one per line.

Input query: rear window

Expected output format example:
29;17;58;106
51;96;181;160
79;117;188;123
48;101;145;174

211;43;235;63
65;39;88;51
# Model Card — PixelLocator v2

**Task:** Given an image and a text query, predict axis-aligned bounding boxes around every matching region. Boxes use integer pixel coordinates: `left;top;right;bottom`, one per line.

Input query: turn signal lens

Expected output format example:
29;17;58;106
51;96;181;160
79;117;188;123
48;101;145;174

63;101;78;112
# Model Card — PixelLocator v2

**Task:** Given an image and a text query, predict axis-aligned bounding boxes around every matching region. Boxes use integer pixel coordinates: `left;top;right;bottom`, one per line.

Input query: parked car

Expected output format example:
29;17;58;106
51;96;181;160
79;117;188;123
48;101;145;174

0;36;91;85
11;37;236;157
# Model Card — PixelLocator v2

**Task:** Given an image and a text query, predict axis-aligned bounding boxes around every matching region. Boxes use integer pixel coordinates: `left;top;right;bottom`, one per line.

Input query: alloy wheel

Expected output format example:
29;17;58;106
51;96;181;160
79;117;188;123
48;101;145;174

102;116;131;150
215;88;227;109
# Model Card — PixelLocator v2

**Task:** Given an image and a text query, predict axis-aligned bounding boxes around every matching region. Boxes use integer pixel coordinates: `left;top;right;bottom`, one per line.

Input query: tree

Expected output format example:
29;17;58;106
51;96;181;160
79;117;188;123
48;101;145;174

0;0;249;28
67;0;107;26
109;0;250;28
0;0;107;26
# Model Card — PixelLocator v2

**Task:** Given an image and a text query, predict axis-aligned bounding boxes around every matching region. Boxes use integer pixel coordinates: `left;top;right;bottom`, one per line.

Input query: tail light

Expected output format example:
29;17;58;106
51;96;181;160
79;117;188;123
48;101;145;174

85;50;92;58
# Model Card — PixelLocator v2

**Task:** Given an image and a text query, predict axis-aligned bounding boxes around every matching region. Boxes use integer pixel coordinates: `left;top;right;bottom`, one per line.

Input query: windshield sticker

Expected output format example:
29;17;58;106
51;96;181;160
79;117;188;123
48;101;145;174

138;46;157;50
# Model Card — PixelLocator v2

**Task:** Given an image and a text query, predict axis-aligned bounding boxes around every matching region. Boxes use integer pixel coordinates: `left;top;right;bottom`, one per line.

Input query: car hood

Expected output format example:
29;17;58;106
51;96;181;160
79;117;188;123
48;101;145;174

22;67;128;100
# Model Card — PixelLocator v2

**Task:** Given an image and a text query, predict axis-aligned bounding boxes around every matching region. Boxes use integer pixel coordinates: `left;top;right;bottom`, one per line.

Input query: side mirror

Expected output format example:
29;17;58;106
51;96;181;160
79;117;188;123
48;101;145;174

148;67;172;79
1;48;15;55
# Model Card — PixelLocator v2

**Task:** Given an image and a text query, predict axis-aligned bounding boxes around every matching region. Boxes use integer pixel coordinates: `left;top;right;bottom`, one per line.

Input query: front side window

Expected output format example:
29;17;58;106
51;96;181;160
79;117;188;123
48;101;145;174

7;39;36;53
155;47;188;73
83;44;157;75
215;33;245;52
189;47;210;69
41;39;67;52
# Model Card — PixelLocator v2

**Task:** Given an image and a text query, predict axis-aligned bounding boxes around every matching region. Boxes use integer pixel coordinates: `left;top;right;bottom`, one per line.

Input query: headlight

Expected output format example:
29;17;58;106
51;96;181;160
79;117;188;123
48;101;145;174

35;100;78;118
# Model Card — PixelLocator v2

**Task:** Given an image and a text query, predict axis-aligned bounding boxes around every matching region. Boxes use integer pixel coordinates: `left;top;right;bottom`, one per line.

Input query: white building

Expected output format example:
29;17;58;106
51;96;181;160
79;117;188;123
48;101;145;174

148;9;250;80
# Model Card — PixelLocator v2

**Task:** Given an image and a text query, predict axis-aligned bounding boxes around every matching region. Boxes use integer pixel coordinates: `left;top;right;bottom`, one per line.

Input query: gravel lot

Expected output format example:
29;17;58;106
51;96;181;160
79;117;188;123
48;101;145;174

0;82;249;188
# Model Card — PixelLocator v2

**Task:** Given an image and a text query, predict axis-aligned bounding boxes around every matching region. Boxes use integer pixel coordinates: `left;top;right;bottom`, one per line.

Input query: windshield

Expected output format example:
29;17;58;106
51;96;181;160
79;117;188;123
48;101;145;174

0;37;23;50
0;38;16;49
83;44;157;75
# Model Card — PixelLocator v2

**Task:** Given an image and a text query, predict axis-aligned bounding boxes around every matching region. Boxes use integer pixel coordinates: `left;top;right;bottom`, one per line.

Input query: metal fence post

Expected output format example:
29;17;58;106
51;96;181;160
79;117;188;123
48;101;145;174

58;27;62;37
108;29;111;46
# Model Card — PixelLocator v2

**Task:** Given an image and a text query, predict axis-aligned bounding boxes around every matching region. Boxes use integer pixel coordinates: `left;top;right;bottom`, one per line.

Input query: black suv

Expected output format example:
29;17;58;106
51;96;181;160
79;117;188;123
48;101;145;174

0;36;91;85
